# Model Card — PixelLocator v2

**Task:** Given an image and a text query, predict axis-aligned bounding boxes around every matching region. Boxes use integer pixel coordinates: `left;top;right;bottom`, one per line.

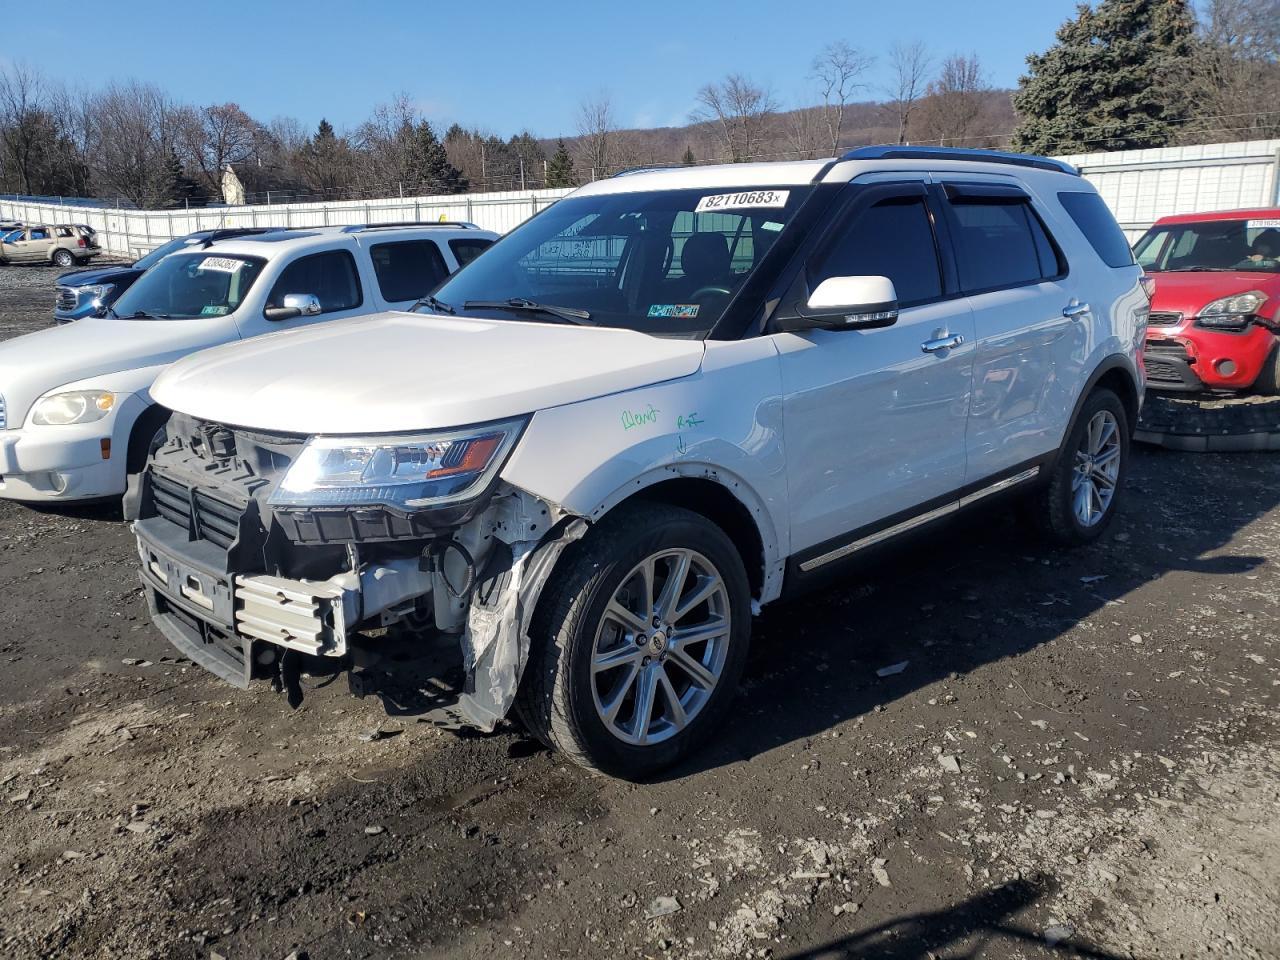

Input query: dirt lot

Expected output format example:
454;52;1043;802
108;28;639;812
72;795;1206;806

1;263;1277;960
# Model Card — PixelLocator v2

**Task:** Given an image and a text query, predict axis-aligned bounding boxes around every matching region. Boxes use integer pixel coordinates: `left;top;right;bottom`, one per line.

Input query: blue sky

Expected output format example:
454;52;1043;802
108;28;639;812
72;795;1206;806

3;0;1084;137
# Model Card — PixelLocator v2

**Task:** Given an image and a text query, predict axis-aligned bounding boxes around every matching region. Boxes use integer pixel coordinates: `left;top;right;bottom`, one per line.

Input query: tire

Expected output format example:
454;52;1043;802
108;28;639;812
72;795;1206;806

515;502;751;779
125;405;171;476
1027;387;1129;546
52;249;74;268
1253;342;1280;395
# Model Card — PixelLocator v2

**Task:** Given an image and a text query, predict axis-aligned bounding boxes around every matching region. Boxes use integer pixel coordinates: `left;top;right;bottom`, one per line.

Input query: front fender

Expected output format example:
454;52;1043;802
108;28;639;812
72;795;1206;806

499;337;789;601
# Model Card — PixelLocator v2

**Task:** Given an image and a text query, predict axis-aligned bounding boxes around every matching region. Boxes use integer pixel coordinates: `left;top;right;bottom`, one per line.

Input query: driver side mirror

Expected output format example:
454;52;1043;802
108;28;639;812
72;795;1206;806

786;276;900;332
264;293;322;322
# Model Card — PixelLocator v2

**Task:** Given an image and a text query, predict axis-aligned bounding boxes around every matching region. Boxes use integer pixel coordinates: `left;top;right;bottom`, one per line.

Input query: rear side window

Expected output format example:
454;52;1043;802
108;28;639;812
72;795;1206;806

1058;191;1133;268
267;250;362;314
811;197;943;306
947;202;1063;292
370;240;449;302
449;237;493;267
29;228;49;240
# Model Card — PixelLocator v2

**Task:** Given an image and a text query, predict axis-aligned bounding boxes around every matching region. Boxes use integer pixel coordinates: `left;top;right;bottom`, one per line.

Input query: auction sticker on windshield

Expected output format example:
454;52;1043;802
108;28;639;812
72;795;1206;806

1249;219;1280;229
695;190;789;213
197;256;244;273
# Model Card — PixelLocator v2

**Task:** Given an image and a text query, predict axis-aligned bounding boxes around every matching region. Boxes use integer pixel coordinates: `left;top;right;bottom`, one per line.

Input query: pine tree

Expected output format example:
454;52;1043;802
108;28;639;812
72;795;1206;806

682;145;696;166
545;138;576;188
1010;0;1197;154
507;131;546;188
410;120;466;194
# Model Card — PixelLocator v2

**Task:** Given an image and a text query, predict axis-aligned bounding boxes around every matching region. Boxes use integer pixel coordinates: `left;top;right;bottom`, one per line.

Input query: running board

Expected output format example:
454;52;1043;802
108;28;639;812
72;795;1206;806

798;467;1041;572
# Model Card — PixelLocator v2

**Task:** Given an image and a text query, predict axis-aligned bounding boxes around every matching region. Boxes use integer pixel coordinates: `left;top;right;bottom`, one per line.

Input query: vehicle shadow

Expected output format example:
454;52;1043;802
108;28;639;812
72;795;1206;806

780;875;1125;959
652;444;1273;782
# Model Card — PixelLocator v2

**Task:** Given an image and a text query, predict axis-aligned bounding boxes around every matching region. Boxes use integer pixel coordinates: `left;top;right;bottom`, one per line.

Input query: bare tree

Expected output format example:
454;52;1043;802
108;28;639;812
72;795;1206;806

176;102;259;197
883;41;933;144
0;63;52;194
88;81;180;206
784;105;826;160
812;41;874;154
691;74;777;162
575;94;617;180
914;53;989;146
1186;0;1280;142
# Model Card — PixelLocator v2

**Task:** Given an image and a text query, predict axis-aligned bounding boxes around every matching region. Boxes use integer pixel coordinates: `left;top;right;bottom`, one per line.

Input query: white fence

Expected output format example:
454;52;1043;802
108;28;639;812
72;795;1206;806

1062;139;1280;239
0;187;573;258
3;138;1279;255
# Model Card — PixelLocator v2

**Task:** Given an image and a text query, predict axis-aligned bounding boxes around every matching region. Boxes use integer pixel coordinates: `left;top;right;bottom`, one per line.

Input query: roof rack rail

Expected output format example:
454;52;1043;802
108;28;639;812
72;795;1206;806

611;165;671;178
339;220;479;233
841;145;1079;176
198;226;280;248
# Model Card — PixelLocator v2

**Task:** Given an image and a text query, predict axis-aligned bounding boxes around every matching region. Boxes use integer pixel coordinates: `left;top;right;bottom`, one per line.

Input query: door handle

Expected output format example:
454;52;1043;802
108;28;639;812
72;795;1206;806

921;333;964;353
1063;302;1090;319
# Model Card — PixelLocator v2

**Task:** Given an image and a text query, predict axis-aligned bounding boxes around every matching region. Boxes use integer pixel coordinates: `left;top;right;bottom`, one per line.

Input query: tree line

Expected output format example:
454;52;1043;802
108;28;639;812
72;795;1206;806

1;0;1275;208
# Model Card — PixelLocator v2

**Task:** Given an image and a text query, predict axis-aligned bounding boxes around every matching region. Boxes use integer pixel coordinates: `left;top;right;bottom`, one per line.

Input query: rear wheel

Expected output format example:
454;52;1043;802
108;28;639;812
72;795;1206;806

52;249;74;268
1027;388;1129;545
516;503;751;778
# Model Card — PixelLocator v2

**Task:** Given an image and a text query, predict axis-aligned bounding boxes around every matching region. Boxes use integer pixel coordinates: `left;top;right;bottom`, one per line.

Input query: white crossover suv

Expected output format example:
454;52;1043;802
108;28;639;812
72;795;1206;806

0;223;495;503
131;148;1147;778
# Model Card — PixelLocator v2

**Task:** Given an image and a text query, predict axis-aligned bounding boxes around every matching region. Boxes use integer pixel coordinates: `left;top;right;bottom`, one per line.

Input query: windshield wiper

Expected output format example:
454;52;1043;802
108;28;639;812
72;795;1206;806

1164;266;1234;272
463;297;593;325
408;294;454;315
118;309;172;320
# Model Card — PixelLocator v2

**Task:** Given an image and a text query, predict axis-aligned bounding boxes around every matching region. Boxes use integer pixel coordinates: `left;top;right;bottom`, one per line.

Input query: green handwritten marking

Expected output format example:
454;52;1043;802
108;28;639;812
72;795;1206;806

621;404;661;431
677;413;703;429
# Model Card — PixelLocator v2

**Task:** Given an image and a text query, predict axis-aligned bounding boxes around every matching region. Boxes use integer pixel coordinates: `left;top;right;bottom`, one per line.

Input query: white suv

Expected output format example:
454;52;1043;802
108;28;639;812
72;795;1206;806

0;223;496;503
132;148;1147;778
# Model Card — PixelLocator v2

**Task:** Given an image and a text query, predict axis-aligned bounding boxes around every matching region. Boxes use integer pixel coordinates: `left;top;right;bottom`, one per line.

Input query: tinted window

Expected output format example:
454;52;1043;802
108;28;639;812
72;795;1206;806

449;237;493;267
267;250;362;313
811;197;943;306
370;240;449;302
1058;191;1133;268
948;202;1049;291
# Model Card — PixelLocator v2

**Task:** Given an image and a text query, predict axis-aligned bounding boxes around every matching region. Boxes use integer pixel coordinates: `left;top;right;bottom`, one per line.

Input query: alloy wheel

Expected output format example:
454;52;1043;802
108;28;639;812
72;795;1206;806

1072;409;1121;527
590;548;731;746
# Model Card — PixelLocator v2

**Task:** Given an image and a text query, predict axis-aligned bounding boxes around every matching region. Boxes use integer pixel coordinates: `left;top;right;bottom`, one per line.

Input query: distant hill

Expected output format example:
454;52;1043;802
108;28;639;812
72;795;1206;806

536;90;1017;178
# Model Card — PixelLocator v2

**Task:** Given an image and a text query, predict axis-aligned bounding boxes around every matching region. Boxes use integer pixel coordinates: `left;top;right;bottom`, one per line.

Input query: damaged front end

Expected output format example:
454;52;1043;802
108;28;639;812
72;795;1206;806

128;411;584;729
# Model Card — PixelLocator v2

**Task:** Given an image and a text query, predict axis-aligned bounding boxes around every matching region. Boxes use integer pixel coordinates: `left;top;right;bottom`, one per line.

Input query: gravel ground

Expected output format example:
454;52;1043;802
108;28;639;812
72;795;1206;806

1;263;1277;960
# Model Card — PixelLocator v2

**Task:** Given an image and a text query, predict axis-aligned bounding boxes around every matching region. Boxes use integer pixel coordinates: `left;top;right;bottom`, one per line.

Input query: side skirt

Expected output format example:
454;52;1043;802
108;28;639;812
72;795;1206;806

781;457;1050;598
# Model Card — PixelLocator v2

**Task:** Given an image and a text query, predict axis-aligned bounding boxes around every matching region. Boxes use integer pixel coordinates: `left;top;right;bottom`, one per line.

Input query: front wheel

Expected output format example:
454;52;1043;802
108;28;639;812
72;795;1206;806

1027;388;1129;545
52;249;74;268
515;503;751;778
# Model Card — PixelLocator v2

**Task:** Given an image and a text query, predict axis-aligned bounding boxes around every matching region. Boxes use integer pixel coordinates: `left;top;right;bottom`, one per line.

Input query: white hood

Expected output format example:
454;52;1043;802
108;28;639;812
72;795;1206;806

0;316;234;427
151;312;706;434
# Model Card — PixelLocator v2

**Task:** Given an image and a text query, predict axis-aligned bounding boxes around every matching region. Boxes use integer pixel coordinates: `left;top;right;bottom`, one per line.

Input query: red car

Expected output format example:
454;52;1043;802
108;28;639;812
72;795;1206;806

1135;208;1280;393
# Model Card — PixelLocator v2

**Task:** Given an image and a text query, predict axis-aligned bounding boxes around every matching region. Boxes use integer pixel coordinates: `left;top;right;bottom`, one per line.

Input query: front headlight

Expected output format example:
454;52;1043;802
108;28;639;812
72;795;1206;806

1201;290;1267;317
30;390;116;426
269;418;526;510
84;283;115;303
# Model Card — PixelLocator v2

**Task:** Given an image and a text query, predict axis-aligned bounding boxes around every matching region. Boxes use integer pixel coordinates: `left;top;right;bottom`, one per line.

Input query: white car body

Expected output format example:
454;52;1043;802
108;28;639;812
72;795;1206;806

135;150;1147;772
0;224;496;502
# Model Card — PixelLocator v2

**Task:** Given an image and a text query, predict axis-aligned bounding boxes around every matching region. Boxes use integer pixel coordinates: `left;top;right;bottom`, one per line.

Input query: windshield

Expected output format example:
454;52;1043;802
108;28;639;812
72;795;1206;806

432;186;812;337
1135;218;1280;274
110;251;267;319
134;236;194;271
